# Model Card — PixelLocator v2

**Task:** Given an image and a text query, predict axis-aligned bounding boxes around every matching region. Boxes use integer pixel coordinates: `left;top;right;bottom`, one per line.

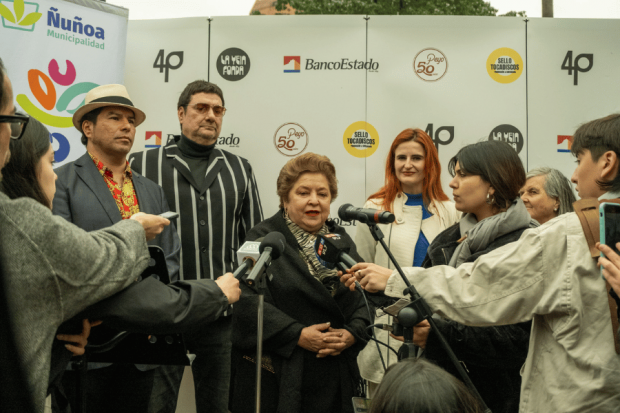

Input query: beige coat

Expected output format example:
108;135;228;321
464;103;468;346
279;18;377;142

385;211;620;413
355;194;460;383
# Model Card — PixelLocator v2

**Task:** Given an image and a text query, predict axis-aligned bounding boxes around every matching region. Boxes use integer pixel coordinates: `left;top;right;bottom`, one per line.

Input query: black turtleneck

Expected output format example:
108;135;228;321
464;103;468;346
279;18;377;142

176;134;216;189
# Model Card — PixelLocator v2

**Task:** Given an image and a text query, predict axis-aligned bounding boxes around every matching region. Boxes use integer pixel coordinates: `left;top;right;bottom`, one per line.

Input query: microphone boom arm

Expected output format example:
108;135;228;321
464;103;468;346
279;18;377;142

365;223;491;413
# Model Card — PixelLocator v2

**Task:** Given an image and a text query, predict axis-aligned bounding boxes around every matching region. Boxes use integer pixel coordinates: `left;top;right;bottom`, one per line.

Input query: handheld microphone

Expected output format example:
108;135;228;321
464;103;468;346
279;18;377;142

245;232;286;286
233;240;261;279
338;203;395;224
314;233;358;270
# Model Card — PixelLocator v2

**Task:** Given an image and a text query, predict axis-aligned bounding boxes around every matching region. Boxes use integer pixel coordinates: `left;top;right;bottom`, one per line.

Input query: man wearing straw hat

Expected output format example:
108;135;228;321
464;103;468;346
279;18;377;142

50;84;238;413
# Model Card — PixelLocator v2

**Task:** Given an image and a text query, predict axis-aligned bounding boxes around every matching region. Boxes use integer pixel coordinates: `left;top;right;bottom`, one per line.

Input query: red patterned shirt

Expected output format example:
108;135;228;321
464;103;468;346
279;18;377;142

89;153;140;219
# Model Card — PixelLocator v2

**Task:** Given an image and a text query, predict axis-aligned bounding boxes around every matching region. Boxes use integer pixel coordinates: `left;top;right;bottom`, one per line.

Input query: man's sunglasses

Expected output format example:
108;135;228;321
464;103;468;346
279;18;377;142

0;113;30;140
187;103;226;117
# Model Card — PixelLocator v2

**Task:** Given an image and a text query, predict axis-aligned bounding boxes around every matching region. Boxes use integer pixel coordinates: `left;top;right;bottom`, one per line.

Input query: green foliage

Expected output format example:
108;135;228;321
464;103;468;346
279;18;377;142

500;10;527;17
274;0;501;16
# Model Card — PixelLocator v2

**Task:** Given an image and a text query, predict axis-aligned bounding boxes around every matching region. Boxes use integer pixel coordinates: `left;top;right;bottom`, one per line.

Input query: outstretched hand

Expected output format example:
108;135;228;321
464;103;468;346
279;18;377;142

339;262;392;293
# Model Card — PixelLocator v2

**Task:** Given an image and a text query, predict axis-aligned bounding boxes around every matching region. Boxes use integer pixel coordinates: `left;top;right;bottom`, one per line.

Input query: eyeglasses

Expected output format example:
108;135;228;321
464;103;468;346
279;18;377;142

0;113;30;140
187;103;226;117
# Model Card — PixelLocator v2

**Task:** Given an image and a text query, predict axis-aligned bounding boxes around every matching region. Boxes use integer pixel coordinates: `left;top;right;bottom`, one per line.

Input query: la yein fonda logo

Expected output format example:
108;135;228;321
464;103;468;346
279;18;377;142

0;0;42;32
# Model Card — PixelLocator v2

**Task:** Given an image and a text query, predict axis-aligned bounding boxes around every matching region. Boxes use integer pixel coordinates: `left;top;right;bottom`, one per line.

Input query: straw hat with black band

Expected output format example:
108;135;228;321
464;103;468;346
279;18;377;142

72;84;146;132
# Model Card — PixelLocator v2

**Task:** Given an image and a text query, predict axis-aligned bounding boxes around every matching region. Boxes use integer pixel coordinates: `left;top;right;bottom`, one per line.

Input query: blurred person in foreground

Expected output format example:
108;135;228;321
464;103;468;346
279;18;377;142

343;114;620;412
354;128;459;396
520;167;576;225
0;57;170;413
369;358;483;413
230;153;371;413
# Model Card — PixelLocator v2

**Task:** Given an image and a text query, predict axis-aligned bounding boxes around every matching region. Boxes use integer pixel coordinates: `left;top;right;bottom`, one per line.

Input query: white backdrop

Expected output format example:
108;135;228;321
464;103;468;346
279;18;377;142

527;18;620;183
123;15;620;239
0;0;129;164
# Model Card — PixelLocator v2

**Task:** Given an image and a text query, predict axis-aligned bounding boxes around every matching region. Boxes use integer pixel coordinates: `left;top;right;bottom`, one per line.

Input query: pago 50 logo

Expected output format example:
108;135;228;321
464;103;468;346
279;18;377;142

0;0;42;31
17;59;98;162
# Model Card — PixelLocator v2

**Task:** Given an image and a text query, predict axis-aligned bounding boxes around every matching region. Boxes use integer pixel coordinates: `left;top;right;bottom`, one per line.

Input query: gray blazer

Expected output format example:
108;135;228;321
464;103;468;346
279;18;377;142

53;152;180;280
0;192;150;412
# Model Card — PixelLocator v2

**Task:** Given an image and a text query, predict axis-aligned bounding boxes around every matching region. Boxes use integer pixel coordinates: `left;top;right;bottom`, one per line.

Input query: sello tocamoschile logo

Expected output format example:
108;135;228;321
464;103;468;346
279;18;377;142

488;124;523;154
343;121;379;158
487;48;523;84
284;56;300;73
413;48;448;82
16;59;99;162
274;123;308;156
217;48;250;81
0;0;42;31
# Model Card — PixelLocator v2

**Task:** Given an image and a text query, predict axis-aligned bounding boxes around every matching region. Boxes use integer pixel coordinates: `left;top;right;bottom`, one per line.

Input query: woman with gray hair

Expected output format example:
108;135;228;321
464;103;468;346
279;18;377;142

519;167;576;225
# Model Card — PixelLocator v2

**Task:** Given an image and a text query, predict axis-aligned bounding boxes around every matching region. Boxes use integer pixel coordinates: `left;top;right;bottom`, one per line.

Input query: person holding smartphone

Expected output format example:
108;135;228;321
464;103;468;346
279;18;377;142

343;113;620;413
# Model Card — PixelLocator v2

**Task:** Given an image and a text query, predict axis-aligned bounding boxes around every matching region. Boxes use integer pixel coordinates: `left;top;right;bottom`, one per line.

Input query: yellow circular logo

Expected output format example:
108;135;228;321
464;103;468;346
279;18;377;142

486;48;523;84
343;121;379;158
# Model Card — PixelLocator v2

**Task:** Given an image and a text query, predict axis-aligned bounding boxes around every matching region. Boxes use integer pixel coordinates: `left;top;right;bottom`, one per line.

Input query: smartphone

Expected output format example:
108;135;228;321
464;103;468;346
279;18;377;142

159;211;179;220
600;202;620;279
351;397;371;412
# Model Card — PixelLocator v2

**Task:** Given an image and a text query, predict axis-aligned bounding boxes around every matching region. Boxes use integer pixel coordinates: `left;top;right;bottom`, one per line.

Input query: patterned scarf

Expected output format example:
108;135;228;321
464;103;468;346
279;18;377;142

284;211;340;294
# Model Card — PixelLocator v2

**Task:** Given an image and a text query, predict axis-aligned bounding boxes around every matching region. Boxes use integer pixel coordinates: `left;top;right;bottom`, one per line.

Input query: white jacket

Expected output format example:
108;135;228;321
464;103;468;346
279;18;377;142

355;194;460;383
385;211;620;413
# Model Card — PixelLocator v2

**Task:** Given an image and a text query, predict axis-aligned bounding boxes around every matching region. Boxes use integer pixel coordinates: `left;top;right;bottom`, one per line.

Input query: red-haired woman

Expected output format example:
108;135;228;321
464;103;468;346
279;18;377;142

354;128;459;395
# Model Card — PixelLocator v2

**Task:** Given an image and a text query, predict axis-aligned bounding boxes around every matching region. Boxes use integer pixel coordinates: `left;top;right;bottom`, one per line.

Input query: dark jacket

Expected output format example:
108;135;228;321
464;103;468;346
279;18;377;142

231;211;371;413
421;223;532;413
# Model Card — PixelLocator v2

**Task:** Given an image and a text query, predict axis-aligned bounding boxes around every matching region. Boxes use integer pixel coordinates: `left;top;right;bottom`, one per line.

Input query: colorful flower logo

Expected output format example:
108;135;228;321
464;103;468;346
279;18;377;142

0;0;42;31
16;59;98;162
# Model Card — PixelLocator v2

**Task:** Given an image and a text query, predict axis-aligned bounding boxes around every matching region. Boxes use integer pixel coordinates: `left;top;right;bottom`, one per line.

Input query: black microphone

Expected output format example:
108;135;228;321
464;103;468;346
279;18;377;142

338;203;395;224
245;232;286;286
233;240;261;279
314;233;358;270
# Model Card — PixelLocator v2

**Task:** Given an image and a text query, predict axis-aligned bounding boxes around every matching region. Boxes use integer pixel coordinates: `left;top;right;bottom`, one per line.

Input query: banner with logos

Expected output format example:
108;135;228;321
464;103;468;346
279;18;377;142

124;15;620;238
207;15;368;227
0;0;129;164
365;16;527;196
124;17;210;154
526;18;620;185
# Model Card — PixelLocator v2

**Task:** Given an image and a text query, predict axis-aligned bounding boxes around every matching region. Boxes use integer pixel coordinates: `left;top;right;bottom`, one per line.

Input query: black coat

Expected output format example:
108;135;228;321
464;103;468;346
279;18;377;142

420;223;532;413
231;211;371;413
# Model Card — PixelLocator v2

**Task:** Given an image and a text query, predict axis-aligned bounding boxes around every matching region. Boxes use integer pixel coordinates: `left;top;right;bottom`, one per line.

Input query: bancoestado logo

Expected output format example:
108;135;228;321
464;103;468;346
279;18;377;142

343;122;379;158
284;56;300;73
557;135;573;153
0;0;42;31
487;48;523;84
17;59;99;162
145;131;162;148
283;56;379;72
488;124;523;154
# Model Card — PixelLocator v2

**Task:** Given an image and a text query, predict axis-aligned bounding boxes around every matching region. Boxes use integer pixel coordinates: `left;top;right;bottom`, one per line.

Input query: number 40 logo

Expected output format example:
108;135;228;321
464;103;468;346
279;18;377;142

153;49;184;83
561;51;593;86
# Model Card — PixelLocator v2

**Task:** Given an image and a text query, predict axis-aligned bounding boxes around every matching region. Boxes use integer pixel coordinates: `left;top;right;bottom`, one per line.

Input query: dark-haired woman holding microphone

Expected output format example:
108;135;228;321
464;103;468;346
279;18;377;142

348;140;536;413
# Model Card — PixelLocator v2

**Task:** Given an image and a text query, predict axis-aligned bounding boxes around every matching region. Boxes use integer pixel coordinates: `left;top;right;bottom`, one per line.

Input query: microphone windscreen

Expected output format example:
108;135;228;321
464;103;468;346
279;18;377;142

338;203;354;221
259;232;286;260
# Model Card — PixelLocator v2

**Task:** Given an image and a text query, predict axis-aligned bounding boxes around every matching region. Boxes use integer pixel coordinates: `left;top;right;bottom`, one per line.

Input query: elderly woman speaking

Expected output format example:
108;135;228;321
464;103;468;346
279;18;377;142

230;153;371;413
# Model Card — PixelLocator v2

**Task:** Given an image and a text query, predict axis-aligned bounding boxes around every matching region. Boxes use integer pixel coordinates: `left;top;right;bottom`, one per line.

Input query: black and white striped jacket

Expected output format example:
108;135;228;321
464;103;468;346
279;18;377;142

129;136;263;281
